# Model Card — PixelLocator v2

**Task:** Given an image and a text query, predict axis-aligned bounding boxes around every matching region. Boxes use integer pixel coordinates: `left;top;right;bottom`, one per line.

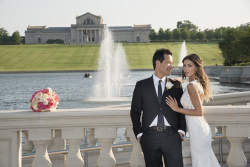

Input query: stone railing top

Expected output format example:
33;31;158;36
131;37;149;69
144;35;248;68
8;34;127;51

205;91;250;105
204;105;250;125
0;105;249;130
0;107;131;130
213;91;250;98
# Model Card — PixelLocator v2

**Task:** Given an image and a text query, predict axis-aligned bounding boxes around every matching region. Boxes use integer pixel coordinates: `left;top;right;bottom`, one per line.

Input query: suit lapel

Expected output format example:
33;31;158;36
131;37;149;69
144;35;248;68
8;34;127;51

149;76;160;104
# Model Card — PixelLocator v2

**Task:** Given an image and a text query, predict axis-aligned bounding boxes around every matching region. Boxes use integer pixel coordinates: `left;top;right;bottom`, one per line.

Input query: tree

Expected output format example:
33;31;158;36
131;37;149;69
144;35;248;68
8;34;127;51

196;31;206;41
158;28;165;41
176;20;198;32
219;26;250;66
172;28;181;40
149;29;157;41
190;30;197;40
181;28;190;40
164;29;172;40
0;28;9;44
11;31;21;44
205;29;215;41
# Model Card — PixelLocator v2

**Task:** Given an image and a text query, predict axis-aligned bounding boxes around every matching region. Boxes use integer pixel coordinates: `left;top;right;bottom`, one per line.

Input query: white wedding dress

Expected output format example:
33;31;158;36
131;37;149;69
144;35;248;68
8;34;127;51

180;80;220;167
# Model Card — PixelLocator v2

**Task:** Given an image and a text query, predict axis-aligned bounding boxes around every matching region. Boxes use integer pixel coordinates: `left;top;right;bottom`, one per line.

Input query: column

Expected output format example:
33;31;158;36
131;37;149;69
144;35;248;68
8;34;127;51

227;137;247;167
86;30;89;43
28;129;52;167
126;127;145;167
95;127;116;167
96;29;100;43
226;126;248;167
62;128;85;167
90;29;93;43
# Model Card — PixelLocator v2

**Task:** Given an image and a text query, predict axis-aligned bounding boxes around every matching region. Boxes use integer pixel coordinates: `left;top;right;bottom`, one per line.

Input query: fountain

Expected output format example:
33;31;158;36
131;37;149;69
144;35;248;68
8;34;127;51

172;41;188;75
89;27;130;102
178;41;187;67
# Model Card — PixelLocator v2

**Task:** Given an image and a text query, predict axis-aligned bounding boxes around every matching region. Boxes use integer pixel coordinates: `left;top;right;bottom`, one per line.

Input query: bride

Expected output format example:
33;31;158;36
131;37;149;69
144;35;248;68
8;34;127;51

166;54;220;167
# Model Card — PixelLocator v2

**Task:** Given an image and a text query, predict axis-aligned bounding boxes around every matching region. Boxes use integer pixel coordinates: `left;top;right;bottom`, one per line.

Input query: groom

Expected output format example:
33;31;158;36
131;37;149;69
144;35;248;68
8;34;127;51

130;48;186;167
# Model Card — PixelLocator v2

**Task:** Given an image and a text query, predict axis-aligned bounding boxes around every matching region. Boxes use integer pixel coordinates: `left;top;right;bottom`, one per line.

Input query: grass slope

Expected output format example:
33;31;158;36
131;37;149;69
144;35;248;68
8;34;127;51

0;42;223;71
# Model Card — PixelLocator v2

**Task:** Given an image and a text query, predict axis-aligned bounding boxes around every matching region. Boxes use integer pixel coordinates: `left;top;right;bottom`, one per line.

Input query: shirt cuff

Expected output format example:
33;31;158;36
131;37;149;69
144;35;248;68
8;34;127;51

137;133;143;139
178;130;185;136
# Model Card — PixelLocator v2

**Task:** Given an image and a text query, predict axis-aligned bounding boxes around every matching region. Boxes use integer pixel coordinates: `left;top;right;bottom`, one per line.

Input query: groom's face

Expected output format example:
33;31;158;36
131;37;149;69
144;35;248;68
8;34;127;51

158;54;173;76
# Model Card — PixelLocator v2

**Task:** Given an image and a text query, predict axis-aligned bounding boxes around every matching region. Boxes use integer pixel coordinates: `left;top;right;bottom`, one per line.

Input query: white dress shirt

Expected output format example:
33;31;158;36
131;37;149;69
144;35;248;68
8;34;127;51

137;74;185;139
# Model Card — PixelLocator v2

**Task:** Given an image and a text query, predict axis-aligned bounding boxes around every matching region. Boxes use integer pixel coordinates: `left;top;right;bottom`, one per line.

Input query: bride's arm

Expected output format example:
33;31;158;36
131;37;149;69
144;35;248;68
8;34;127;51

166;83;203;116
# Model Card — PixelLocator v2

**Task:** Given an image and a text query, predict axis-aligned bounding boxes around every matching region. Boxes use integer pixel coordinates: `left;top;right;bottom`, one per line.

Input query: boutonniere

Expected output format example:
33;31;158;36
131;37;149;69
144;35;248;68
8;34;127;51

166;79;174;90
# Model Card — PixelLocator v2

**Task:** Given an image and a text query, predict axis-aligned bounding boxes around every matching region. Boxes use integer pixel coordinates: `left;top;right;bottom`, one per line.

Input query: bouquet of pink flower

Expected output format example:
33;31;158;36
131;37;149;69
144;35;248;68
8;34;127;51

30;88;59;112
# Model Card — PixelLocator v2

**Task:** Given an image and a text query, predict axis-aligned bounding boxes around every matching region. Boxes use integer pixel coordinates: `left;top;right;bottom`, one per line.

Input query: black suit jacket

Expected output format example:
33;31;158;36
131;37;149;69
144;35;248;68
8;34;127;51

130;76;186;138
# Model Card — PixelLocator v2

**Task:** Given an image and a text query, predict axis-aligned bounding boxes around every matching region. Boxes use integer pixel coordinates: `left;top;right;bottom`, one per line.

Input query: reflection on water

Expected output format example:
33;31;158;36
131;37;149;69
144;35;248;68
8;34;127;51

0;71;250;110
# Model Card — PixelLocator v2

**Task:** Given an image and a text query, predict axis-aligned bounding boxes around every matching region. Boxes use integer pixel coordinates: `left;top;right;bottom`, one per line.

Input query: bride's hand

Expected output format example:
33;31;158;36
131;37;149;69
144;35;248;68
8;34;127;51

166;96;179;112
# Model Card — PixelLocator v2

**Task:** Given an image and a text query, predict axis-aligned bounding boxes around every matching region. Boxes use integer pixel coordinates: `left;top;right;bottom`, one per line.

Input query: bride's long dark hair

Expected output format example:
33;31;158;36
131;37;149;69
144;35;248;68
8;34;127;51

182;54;212;102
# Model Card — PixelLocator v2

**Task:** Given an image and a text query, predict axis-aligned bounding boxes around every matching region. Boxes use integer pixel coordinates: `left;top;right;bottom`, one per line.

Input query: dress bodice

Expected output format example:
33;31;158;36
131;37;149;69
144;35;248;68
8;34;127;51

180;80;203;110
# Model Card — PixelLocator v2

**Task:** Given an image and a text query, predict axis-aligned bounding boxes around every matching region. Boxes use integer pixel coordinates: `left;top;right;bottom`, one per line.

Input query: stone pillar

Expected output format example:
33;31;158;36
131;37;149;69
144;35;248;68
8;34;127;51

28;129;53;167
227;137;247;167
81;30;83;44
95;127;116;167
94;30;97;43
86;30;89;43
126;127;145;167
226;126;248;167
62;128;85;167
82;29;85;43
82;30;85;44
76;30;80;44
0;130;22;167
96;29;99;43
90;29;93;43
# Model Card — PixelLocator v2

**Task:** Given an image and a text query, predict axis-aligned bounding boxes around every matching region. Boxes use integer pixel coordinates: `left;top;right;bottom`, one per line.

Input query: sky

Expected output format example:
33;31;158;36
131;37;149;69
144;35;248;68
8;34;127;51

0;0;249;36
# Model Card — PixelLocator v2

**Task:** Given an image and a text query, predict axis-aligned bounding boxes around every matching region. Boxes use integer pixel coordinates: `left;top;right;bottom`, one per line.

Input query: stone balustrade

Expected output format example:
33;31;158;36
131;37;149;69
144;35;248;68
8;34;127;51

205;91;250;105
0;105;250;167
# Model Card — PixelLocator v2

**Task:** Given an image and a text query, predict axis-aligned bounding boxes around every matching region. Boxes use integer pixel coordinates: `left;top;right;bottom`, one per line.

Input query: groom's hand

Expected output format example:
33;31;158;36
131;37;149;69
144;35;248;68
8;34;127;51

137;133;143;142
137;136;142;142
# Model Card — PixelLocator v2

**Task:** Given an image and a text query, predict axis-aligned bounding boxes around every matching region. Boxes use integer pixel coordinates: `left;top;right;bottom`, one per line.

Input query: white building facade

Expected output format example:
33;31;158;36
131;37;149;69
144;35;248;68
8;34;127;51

25;12;151;44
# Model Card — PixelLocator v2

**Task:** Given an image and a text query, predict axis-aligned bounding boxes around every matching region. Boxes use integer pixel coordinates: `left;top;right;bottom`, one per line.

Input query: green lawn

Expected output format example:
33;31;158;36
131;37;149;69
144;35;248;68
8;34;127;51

0;42;223;72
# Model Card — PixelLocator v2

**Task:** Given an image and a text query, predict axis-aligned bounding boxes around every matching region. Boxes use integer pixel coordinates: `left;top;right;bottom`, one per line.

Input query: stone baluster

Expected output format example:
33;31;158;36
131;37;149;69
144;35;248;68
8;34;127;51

227;137;247;167
126;127;145;167
95;127;116;167
226;126;248;167
62;128;85;167
28;129;52;167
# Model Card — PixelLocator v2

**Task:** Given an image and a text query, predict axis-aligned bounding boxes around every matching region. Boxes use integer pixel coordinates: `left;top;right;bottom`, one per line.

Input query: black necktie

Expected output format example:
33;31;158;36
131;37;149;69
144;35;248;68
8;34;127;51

158;80;162;103
157;80;164;126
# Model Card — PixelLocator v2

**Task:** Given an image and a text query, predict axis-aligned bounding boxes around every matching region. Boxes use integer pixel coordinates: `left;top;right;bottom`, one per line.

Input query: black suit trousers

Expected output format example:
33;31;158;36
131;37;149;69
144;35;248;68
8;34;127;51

140;130;183;167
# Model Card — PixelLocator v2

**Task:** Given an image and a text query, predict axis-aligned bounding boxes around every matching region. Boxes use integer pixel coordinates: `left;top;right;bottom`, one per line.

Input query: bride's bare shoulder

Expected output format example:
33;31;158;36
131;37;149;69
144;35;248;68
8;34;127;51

187;81;203;98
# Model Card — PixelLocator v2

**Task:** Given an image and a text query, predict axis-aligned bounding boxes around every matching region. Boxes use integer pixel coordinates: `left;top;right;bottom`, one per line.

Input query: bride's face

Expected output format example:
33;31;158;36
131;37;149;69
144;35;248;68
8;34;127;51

183;59;196;78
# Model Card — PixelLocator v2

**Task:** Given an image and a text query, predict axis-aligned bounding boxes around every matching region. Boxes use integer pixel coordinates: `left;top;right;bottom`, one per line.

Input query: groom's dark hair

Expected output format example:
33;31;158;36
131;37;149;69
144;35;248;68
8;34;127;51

152;48;172;70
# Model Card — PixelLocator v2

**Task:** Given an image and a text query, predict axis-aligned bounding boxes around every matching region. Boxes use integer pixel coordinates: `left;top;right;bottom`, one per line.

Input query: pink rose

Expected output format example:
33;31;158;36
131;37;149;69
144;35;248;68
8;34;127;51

30;90;40;102
38;102;48;110
41;89;49;94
